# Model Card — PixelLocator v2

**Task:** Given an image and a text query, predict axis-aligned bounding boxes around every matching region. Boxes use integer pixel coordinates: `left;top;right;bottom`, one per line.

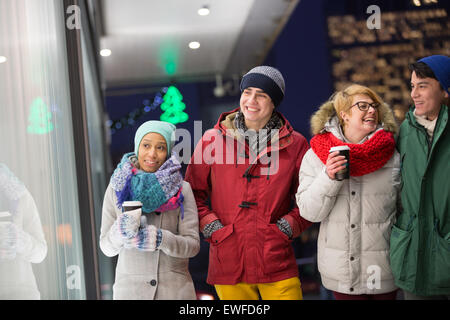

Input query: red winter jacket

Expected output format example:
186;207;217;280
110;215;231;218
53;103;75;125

185;108;312;285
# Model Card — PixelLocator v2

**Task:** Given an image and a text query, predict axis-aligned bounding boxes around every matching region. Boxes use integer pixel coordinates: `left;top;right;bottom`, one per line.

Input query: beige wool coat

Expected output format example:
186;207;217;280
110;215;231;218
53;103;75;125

100;181;200;300
296;102;400;295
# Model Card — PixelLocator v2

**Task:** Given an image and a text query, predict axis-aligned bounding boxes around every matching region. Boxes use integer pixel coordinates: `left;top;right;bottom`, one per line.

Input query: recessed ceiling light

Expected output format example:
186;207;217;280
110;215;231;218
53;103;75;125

198;6;210;16
100;49;112;57
0;56;7;63
189;41;200;49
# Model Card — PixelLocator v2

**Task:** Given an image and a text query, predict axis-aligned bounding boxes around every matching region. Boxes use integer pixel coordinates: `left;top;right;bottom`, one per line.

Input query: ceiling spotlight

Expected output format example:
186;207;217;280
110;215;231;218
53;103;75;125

189;41;200;49
0;56;7;63
198;6;210;16
100;49;112;57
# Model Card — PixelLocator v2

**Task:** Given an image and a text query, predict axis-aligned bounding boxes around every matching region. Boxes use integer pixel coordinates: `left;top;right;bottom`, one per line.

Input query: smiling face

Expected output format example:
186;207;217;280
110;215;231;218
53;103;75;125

240;87;275;130
411;71;448;121
137;132;167;173
340;94;379;143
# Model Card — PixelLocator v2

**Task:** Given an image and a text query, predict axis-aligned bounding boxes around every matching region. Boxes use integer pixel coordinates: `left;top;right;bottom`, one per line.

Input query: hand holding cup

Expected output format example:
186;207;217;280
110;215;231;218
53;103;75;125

327;146;350;181
119;201;143;239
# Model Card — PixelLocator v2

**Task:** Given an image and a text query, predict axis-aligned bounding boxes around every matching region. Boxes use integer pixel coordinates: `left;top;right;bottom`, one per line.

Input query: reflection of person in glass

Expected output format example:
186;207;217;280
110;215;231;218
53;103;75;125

0;163;47;299
100;121;200;300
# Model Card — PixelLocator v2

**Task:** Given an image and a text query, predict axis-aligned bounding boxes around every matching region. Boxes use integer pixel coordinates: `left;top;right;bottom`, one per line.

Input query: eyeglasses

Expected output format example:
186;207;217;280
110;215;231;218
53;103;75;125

348;101;380;112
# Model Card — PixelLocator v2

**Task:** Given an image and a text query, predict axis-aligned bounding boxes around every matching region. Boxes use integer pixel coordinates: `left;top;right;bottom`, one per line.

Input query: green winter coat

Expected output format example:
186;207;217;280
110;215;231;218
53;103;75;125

390;104;450;296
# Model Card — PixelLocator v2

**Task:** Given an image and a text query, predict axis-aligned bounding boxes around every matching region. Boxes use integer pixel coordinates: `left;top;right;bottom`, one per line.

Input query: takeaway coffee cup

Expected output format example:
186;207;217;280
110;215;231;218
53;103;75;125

0;211;12;223
122;201;143;223
329;145;350;181
0;212;16;260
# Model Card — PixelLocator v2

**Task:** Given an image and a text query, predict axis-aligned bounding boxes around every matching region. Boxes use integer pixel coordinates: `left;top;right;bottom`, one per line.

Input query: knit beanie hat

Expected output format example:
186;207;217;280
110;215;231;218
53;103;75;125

134;120;176;158
418;55;450;95
240;66;285;107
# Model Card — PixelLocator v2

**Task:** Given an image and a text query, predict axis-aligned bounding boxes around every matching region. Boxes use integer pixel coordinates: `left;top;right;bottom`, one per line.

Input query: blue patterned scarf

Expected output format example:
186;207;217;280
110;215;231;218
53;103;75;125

110;152;183;214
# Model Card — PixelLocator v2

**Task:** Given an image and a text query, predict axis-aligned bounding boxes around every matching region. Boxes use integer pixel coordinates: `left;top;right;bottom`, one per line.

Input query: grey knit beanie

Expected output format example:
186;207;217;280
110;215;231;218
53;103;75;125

240;66;285;107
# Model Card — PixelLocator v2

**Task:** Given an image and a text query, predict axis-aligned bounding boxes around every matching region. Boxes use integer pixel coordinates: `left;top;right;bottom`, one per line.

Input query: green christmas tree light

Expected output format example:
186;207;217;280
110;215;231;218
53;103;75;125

160;86;189;124
27;97;54;135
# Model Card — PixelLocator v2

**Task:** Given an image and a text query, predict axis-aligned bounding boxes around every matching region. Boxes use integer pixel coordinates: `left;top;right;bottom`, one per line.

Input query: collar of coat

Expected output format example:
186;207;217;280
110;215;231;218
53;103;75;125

214;107;295;152
405;104;448;153
309;101;398;136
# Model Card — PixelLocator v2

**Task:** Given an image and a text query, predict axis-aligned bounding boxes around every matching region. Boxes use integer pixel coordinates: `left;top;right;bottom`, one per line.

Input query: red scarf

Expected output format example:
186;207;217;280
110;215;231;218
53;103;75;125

310;130;395;177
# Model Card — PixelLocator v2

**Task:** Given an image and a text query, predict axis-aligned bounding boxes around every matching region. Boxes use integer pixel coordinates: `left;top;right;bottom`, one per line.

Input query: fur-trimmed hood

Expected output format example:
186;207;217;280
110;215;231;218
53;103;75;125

310;101;398;137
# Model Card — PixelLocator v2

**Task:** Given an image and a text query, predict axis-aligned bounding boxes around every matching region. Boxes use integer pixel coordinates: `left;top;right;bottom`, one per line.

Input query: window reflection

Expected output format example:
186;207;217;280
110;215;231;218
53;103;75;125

0;0;87;299
0;164;47;299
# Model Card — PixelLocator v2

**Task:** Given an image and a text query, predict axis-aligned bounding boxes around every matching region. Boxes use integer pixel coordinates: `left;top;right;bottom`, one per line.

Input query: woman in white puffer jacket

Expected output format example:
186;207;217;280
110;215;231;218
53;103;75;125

296;84;400;300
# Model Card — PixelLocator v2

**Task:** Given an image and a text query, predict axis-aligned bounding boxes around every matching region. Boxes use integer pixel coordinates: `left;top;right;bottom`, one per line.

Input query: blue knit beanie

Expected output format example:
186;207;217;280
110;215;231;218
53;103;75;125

418;55;450;95
240;66;285;107
134;120;176;158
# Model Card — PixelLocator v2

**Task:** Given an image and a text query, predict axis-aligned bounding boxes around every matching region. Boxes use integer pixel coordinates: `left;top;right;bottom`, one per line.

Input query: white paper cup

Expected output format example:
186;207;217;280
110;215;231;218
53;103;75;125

122;201;142;223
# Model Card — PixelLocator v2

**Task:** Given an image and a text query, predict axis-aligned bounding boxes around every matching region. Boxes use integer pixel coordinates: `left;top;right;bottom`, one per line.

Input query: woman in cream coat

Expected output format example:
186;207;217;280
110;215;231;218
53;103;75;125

296;84;400;300
100;121;200;300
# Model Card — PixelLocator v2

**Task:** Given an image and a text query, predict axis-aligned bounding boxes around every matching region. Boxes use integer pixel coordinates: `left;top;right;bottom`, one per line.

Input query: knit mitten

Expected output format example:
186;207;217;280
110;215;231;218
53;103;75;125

118;211;140;240
0;222;33;259
0;222;17;260
127;225;162;252
276;218;293;239
202;219;224;239
11;224;33;255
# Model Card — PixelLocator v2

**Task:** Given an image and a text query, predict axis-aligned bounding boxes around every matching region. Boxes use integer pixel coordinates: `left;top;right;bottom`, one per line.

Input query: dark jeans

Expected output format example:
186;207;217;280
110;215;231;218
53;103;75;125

403;291;449;300
333;290;398;300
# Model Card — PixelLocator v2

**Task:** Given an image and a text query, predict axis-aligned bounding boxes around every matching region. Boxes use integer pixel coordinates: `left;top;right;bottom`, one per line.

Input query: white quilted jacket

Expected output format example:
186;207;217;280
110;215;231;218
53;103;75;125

296;116;400;295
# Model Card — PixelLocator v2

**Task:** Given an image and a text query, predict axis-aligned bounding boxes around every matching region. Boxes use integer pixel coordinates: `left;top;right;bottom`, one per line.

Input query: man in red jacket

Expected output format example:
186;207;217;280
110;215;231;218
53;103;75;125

185;66;312;300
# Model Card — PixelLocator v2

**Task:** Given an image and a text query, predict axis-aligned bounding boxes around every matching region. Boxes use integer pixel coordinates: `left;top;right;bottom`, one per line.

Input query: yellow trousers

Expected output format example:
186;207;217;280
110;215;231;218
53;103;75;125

214;277;303;300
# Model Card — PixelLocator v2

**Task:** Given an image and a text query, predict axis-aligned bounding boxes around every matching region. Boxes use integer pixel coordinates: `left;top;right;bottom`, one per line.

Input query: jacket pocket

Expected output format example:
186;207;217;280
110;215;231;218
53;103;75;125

209;224;240;278
263;224;293;275
431;222;450;288
389;223;414;283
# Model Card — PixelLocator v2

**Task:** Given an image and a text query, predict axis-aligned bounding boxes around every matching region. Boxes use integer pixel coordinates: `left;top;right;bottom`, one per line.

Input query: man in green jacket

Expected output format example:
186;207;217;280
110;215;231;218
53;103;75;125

390;55;449;300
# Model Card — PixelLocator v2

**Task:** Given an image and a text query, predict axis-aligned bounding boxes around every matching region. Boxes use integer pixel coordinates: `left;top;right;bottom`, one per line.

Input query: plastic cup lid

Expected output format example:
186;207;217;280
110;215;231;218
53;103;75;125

122;201;142;207
329;145;350;152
